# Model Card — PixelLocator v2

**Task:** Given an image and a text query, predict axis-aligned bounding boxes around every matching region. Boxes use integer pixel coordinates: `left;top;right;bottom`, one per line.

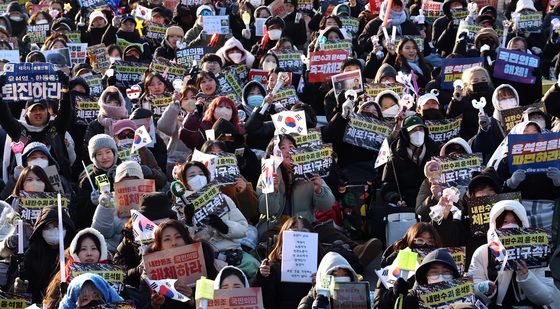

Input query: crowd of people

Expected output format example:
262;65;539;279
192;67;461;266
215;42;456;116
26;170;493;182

0;0;558;307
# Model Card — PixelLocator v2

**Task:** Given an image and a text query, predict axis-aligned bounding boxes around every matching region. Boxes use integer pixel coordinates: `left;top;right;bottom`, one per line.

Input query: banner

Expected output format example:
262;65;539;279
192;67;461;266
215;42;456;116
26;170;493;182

1;63;61;103
500;102;546;133
343;113;392;151
183;184;230;226
79;0;106;8
273;51;304;74
331;282;370;309
425;116;462;143
308;50;348;83
281;231;318;283
43;165;65;194
114;60;149;88
496;227;551;270
422;0;443;23
27;24;50;43
144;22;167;43
272;110;307;135
508;132;560;174
143;243;207;286
513;12;543;33
466;192;522;237
290;144;333;181
143;93;174;117
0;50;20;63
68;43;87;67
84;75;103;96
431;153;483;187
493;48;540;84
415;247;466;274
203;288;264;309
70;263;126;293
73;95;100;125
441;58;484;90
416;278;475;308
114;179;156;218
203;16;229;34
87;44;110;74
18;192;68;225
176;47;212;68
331;69;363;99
364;83;404;98
41;48;71;69
150;58;186;82
0;291;30;308
293;129;323;148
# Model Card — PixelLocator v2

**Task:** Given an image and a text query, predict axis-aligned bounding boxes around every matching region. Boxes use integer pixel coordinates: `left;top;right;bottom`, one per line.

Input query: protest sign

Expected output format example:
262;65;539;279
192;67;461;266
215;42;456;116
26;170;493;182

203;288;264;309
216;69;243;102
271;86;298;108
117;142;141;163
290;144;333;181
176;47;211;68
191;150;240;185
255;18;266;37
272;110;307;135
0;291;31;308
42;48;71;69
150;57;187;82
203;16;229;34
27;24;50;43
374;252;418;289
508;132;560;174
321;39;353;57
298;0;314;11
247;69;268;85
364;83;404;98
416;278;475;308
70;263;126;293
67;43;88;67
87;44;110;73
500;102;546;133
431;153;483;187
495;227;551;270
471;0;497;9
425;116;462;143
441;58;483;90
143;94;174;118
18;192;68;225
84;75;103;96
273;51;304;74
513;12;543;33
331;282;370;309
87;301;135;309
143;243;207;286
181;0;204;5
422;0;443;23
183;184;231;226
493;48;540;84
1;63;61;103
308;50;348;83
455;24;504;48
293;129;323;148
144;22;167;43
340;16;359;37
113;60;149;88
451;9;468;25
73;95;100;125
66;32;82;43
79;0;106;8
115;179;156;218
268;0;287;17
415;247;466;274
281;231;318;283
343;113;392;151
0;50;19;63
43;165;65;194
331;69;363;98
466;192;522;237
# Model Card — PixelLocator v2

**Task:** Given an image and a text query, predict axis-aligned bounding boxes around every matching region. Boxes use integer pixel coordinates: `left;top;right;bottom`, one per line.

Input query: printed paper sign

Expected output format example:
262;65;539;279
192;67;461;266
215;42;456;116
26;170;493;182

202;288;264;309
273;51;304;74
281;231;318;283
513;12;543;33
17;192;68;225
79;0;106;8
425;116;462;143
150;57;186;82
182;184;231;226
415;247;467;274
422;0;443;23
113;60;149;88
0;50;20;63
143;243;207;286
416;278;475;308
27;24;50;43
493;48;540;84
216;69;243;102
293;129;323;148
365;83;404;98
271;86;298;109
43;165;65;194
331;69;363;99
191;150;240;185
308;50;348;83
87;44;110;73
176;47;212;68
495;227;551;270
68;43;88;67
84;75;103;96
144;22;167;43
73;95;100;125
203;16;229;34
268;0;287;17
0;291;30;308
114;179;156;218
343;113;392;151
331;282;370;309
441;58;483;90
1;63;61;103
466;192;522;236
70;263;126;293
143;93;174;118
340;16;359;37
247;69;268;85
290;144;333;181
41;48;71;69
500;102;546;133
431;153;483;187
508;132;560;174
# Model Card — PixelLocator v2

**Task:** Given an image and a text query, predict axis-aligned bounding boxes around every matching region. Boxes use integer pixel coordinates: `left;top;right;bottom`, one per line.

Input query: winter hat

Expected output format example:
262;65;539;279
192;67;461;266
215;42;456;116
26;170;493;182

402;115;426;132
111;119;137;135
165;25;184;38
196;4;215;16
415;248;460;284
89;10;107;27
373;63;398;84
333;3;350;16
467;167;502;195
88;134;118;169
68;77;90;95
22;142;57;167
478;5;497;18
72;63;92;77
265;16;285;30
417;92;439;108
69;227;109;262
284;0;297;6
6;2;23;14
115;161;143;182
139;192;177;221
152;6;172;21
474;27;499;47
120;14;136;26
515;0;536;12
129;108;153;120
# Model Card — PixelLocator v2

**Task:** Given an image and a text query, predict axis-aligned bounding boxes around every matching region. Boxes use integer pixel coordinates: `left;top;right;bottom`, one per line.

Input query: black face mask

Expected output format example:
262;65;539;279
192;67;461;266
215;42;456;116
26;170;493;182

124;56;139;62
422;108;443;120
472;82;490;93
360;111;377;119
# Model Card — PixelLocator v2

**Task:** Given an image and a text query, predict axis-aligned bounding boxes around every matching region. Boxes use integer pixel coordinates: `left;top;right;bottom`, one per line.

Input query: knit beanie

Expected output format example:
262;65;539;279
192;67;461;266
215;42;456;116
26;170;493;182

166;25;184;38
111;119;137;135
115;161;143;182
139;192;177;221
88;134;118;169
89;10;107;27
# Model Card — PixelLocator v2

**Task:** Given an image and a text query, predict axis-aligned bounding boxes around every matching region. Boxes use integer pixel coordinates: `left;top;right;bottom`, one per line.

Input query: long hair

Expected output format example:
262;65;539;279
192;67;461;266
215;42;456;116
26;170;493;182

462;66;494;94
195;71;219;94
391;222;442;251
395;37;428;75
12;165;56;196
177;161;211;190
143;72;171;95
268;216;313;262
149;219;194;253
202;96;242;130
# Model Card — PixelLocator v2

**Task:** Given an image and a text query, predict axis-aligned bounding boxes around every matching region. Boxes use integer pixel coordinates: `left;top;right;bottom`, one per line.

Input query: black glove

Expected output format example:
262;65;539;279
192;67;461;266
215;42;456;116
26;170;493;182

207;214;229;234
0;74;6;89
57;70;69;88
393;278;408;296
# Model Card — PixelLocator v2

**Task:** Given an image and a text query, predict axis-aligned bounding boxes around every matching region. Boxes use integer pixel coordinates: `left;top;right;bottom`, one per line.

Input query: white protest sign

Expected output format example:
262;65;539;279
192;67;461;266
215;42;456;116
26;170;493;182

255;18;266;37
0;50;19;63
281;231;318;283
202;16;229;34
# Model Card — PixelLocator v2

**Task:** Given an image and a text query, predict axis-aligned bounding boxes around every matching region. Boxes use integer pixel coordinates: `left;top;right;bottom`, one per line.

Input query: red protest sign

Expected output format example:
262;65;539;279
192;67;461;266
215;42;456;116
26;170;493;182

200;287;264;309
248;69;269;86
114;179;155;218
308;50;348;83
268;0;286;17
143;243;207;286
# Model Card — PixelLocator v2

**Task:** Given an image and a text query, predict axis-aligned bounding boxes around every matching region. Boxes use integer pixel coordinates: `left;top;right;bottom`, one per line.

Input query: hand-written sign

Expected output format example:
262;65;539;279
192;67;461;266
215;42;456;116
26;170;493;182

281;231;318;283
143;243;207;286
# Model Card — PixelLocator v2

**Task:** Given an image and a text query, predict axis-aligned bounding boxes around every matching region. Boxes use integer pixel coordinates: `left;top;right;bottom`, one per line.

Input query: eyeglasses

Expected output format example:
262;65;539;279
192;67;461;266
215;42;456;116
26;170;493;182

117;131;134;140
413;238;433;246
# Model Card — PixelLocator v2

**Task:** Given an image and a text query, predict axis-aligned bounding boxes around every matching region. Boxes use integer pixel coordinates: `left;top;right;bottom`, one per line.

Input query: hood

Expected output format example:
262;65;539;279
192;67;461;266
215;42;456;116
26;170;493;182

491;84;519;120
316;252;359;287
59;273;124;309
439;137;472;156
212;118;242;142
29;205;76;242
215;37;255;67
509;120;541;135
515;0;537;12
254;6;272;18
522;107;550;129
99;86;127;108
357;99;383;118
21;141;59;169
374;63;398;84
379;0;407;21
319;26;346;41
442;0;467;15
69;228;109;263
333;3;351;16
241;80;266;115
415;248;460;284
487;200;529;241
213;266;250;289
374;90;401;107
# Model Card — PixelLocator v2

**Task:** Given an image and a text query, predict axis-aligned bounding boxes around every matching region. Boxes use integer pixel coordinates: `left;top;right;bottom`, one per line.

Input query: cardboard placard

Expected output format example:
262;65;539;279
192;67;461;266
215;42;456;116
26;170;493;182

183;184;231;226
415;247;466;274
192;150;240;185
176;47;212;68
340;16;359;38
508;132;560;174
143;243;207;286
421;0;443;23
87;44;110;74
247;69;268;85
113;60;149;88
466;192;522;237
293;129;323;148
1;63;61;103
143;93;174;118
273;51;304;74
331;69;363;99
513;12;543;33
43;165;65;194
83;75;103;96
308;50;348;83
0;291;31;308
280;231;318;283
416;278;475;308
290;144;333;181
364;83;404;98
425;116;462;143
343;113;392;151
144;22;167;43
493;48;540;84
150;57;186;82
440;58;484;90
201;287;264;309
27;24;50;43
271;86;298;108
79;0;106;8
68;43;88;67
114;179;156;218
500;102;546;133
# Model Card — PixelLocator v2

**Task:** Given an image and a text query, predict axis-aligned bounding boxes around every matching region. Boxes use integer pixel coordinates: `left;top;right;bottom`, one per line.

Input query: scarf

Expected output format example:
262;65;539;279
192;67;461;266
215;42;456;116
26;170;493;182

98;102;128;135
407;56;424;76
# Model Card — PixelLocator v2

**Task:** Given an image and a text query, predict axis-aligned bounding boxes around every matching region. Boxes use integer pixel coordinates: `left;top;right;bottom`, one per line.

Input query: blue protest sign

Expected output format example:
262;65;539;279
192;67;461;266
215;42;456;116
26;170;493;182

493;48;540;84
508;133;560;174
1;63;61;103
440;57;483;90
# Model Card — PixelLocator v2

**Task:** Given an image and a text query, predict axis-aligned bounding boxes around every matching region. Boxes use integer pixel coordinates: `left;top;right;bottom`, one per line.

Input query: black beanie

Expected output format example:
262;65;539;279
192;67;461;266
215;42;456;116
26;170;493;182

139;193;177;221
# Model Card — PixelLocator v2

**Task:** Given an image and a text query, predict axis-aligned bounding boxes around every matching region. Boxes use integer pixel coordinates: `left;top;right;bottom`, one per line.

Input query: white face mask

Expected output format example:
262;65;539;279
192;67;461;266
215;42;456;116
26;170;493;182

250;0;262;7
268;29;282;40
499;98;517;110
228;52;243;64
214;106;233;121
42;227;66;245
187;175;208;192
36;19;49;25
333;276;352;283
409;131;425;147
427;274;454;284
262;61;277;72
28;158;49;169
501;223;519;229
118;138;133;146
10;15;23;22
24;180;45;192
109;56;120;63
382;104;399;118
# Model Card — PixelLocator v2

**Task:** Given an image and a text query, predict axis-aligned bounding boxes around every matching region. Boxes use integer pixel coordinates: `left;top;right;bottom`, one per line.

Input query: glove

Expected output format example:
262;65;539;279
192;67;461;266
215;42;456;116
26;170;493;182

506;169;526;189
478;112;490;131
90;189;101;205
547;167;560;186
14;278;28;294
241;28;251;40
112;15;122;28
341;99;353;119
393;277;408;296
57;70;69;88
98;192;114;208
198;30;207;42
141;165;154;178
206;214;229;234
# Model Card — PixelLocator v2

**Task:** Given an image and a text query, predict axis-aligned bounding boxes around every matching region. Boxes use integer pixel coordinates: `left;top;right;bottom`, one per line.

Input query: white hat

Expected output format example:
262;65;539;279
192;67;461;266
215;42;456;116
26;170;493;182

417;92;439;108
89;11;107;27
115;161;144;183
